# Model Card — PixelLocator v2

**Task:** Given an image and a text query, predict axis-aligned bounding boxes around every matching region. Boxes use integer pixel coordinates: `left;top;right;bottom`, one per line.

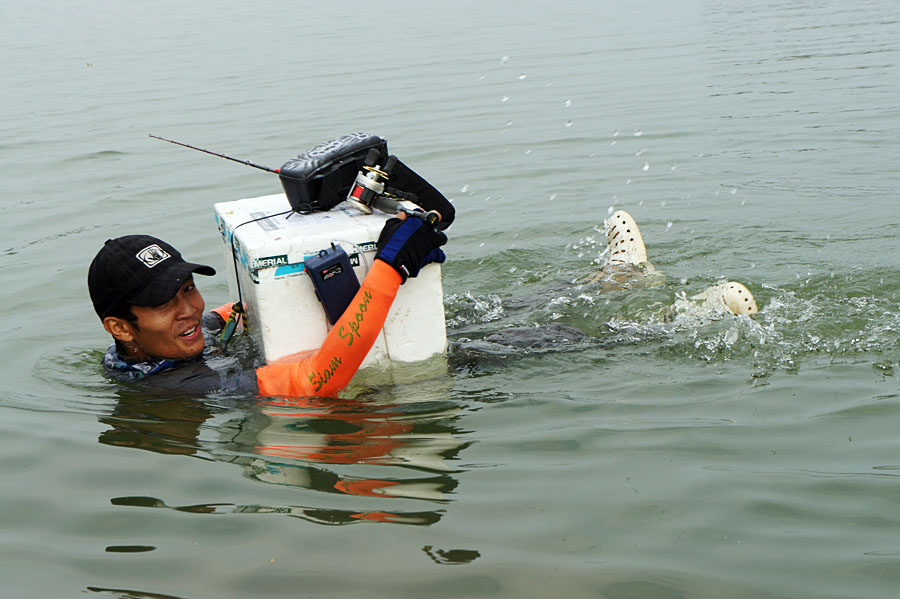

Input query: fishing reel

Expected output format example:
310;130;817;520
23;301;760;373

346;150;394;214
346;150;401;215
345;150;445;228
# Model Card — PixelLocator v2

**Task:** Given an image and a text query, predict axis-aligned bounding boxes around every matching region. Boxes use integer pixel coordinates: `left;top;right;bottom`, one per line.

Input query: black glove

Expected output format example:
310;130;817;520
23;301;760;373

375;215;448;283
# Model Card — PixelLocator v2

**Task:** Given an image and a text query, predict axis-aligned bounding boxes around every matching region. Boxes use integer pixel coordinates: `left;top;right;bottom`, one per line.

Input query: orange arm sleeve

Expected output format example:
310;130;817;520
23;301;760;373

255;259;402;397
210;303;235;322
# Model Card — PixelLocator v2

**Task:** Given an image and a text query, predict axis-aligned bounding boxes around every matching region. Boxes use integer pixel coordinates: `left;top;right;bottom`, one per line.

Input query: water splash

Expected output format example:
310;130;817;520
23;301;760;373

447;239;900;382
445;292;505;328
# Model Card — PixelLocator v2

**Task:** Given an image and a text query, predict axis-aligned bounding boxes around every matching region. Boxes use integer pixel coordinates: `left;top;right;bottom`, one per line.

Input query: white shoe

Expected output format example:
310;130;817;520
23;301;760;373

691;281;758;316
606;210;648;265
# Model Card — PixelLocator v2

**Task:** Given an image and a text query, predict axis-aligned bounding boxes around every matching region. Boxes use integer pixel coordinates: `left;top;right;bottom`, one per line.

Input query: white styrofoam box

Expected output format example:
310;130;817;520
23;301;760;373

213;193;447;367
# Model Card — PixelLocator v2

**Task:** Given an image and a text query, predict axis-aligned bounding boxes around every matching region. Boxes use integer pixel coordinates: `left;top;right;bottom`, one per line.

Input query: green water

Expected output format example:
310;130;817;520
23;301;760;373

2;0;900;597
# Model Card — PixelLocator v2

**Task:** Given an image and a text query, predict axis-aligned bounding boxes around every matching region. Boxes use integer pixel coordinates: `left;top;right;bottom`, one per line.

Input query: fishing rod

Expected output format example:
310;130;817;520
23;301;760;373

149;134;281;173
148;131;454;226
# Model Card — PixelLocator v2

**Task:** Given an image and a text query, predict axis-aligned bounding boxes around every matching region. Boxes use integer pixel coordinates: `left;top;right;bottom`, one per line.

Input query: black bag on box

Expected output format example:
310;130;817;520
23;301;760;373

279;133;388;214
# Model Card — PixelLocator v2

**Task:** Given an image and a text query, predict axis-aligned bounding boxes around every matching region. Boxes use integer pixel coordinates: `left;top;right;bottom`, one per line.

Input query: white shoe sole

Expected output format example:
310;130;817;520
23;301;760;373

691;281;758;316
606;210;648;265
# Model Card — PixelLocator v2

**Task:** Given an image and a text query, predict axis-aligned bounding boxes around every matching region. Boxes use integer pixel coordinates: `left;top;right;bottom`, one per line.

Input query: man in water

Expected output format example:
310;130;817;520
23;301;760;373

88;213;447;396
473;210;759;351
598;209;758;316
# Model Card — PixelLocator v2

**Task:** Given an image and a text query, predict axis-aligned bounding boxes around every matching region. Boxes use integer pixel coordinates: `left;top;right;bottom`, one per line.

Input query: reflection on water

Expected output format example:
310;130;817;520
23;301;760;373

99;384;469;527
87;586;186;599
109;494;445;527
99;392;211;457
423;545;482;565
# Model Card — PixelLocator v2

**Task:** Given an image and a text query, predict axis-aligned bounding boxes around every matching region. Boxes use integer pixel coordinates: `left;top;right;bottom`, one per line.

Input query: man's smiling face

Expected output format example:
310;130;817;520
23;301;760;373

125;277;207;360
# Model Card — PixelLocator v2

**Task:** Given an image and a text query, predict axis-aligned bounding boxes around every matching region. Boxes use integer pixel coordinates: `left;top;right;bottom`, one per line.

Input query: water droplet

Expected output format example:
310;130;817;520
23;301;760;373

479;242;485;247
670;165;677;171
564;99;572;108
610;140;617;146
725;328;738;345
665;221;673;231
509;266;517;273
506;120;514;126
518;73;527;80
613;131;620;137
634;130;643;137
478;75;486;81
626;179;632;185
460;184;470;193
565;120;574;128
607;206;614;215
549;193;557;201
501;95;510;102
500;56;510;64
730;188;737;195
642;162;650;171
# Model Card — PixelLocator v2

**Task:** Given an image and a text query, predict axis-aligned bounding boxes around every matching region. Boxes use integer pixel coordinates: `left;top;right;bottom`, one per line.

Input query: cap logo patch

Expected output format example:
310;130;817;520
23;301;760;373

136;244;171;268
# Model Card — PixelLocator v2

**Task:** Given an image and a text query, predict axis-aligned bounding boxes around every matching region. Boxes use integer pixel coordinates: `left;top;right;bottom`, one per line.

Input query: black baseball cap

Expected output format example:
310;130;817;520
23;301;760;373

88;235;216;319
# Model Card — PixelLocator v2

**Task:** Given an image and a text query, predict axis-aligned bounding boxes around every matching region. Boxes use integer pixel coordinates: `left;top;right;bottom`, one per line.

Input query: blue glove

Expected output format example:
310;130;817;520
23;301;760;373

375;215;448;283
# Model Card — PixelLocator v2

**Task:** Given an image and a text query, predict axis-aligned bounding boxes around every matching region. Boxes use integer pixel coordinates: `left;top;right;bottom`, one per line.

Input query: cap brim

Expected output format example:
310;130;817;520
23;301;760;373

129;262;216;307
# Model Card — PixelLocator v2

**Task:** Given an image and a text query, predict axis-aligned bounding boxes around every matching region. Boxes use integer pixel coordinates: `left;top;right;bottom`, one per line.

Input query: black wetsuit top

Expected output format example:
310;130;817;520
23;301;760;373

102;312;259;395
